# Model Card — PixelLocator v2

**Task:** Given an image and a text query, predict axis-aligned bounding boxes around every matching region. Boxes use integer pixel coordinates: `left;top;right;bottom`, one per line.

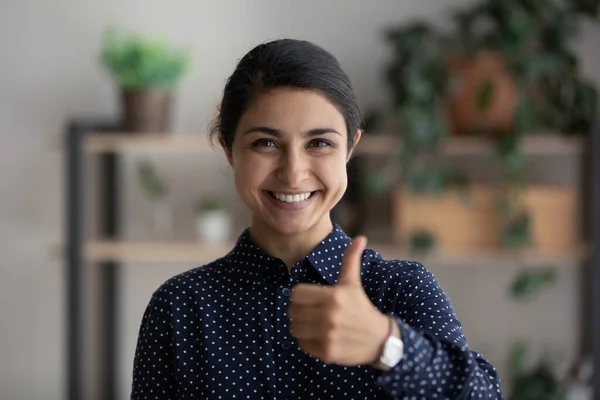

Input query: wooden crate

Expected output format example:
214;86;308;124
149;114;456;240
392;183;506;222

393;186;577;252
524;187;578;252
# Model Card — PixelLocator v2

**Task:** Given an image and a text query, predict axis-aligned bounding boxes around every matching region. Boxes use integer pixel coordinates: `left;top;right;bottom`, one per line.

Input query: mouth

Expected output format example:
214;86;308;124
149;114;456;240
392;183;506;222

266;190;319;203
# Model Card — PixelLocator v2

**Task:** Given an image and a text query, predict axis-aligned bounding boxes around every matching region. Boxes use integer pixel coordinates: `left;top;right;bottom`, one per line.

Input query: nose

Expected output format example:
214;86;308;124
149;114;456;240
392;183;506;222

276;149;310;187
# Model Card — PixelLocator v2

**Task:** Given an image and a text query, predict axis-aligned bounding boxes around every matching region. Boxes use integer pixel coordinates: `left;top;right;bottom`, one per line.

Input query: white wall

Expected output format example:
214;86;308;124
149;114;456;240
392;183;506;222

1;1;598;399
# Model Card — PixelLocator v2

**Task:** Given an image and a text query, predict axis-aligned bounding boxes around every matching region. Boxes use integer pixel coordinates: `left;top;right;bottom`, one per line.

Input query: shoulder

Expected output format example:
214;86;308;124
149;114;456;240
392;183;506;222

363;248;439;288
149;257;231;303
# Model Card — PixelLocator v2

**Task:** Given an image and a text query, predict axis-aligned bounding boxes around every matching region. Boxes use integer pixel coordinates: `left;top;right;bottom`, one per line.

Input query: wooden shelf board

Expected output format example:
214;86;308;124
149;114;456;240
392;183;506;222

84;133;216;154
372;244;587;267
357;133;583;156
53;240;586;265
83;132;583;155
85;240;233;262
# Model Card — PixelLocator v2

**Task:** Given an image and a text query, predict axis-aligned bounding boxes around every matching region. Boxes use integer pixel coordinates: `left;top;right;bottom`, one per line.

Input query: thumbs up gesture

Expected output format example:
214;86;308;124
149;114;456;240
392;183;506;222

288;236;391;366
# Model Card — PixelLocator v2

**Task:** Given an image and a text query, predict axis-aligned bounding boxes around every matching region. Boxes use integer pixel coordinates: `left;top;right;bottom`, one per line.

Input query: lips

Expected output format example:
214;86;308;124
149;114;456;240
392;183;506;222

268;191;316;203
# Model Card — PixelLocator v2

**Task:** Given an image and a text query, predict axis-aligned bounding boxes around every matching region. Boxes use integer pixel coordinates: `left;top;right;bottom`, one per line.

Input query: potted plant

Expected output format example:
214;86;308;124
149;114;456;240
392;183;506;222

194;197;231;244
100;28;191;133
376;0;598;253
137;159;174;239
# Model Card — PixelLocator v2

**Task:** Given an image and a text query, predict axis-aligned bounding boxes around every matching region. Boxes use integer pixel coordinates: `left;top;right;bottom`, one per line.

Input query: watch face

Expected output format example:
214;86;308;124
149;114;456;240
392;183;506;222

382;337;404;366
388;346;402;359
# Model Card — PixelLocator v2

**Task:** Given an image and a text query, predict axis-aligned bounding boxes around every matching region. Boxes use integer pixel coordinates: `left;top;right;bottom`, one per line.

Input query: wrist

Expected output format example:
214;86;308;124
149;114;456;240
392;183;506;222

371;315;392;370
371;315;402;371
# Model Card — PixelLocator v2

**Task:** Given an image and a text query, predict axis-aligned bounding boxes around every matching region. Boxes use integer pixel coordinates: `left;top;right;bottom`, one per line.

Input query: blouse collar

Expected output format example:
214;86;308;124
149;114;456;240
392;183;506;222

225;224;354;285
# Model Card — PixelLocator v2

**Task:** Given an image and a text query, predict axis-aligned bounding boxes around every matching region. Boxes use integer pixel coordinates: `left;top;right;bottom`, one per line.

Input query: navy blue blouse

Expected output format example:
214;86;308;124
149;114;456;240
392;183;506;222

132;225;504;399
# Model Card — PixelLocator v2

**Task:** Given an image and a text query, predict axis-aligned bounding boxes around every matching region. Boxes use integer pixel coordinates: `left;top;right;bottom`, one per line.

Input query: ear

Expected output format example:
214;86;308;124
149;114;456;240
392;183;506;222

219;136;234;168
346;129;362;162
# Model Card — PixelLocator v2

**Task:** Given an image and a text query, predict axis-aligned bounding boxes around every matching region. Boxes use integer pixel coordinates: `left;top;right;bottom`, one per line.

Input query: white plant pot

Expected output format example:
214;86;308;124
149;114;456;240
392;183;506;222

195;210;231;243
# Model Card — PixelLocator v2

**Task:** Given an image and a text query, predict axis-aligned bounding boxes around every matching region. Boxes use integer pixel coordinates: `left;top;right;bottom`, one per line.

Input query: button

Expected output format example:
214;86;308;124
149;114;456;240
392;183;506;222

282;342;292;350
282;288;292;296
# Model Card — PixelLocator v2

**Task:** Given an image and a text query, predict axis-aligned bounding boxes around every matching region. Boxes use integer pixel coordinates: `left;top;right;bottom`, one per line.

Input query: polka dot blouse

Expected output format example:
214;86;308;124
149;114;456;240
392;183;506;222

132;225;504;399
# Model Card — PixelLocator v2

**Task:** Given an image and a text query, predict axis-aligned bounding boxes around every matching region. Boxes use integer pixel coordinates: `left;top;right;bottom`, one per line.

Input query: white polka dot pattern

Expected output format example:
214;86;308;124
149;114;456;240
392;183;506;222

131;225;504;399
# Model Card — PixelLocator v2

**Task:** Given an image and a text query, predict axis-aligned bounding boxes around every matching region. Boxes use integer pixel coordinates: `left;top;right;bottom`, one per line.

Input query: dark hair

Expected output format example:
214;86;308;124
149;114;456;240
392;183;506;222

209;39;362;152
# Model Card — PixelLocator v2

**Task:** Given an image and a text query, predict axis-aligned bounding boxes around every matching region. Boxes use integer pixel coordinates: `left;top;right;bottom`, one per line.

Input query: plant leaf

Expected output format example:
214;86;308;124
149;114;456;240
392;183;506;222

476;78;496;113
362;171;389;196
510;268;557;301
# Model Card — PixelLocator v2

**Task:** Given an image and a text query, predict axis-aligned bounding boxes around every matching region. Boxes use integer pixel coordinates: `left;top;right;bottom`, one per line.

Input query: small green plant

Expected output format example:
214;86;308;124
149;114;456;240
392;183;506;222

100;28;191;90
137;159;167;200
409;230;437;254
195;197;223;214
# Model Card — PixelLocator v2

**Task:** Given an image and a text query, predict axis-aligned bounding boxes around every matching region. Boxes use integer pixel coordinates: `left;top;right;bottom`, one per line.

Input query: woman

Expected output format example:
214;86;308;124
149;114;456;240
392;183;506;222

132;39;504;399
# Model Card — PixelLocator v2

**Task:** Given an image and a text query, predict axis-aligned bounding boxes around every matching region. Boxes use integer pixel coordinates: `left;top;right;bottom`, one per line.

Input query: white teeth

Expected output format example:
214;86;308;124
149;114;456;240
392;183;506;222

273;192;313;203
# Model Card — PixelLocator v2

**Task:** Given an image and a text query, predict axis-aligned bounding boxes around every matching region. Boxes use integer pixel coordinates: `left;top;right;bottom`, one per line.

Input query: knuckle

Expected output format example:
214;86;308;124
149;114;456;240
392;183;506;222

322;345;336;364
324;329;337;347
324;312;340;331
328;290;343;309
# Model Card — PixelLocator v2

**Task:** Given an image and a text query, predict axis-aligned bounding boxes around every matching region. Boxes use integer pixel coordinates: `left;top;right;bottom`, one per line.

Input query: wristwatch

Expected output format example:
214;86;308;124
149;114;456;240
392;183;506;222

375;316;404;370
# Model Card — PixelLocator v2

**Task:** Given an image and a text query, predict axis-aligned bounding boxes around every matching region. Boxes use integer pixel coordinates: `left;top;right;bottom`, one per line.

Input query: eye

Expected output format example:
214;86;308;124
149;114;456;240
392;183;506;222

308;139;332;148
252;138;278;148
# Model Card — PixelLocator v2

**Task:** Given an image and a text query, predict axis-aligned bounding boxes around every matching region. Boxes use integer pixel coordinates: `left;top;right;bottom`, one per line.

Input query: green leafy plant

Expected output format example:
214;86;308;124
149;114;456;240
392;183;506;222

377;0;599;251
507;341;564;400
451;0;599;250
195;197;223;214
507;267;562;399
380;23;457;196
101;28;191;90
137;159;167;200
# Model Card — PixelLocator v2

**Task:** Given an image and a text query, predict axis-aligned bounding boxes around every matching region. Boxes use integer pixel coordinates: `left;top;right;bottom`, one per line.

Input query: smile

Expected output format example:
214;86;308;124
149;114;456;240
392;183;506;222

267;191;317;203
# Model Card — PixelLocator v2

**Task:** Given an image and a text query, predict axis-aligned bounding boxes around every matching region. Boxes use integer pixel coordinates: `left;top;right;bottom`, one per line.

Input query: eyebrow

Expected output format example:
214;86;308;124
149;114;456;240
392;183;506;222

242;127;341;137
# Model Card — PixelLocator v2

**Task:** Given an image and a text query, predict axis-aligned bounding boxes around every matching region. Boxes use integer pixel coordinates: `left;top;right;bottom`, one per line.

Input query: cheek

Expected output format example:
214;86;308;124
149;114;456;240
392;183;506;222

316;156;348;191
233;153;272;191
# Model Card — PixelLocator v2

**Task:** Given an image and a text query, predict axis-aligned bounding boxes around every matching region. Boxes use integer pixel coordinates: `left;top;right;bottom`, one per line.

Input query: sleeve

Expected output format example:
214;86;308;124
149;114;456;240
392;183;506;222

131;290;179;399
376;263;505;399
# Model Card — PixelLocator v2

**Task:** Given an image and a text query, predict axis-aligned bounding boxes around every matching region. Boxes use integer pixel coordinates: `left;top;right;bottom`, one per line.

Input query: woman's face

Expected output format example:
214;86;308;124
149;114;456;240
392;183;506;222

223;87;360;236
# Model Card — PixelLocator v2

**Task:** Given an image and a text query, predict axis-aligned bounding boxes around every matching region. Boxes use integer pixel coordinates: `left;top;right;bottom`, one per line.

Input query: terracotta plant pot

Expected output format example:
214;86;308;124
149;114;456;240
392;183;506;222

121;89;172;133
446;52;518;135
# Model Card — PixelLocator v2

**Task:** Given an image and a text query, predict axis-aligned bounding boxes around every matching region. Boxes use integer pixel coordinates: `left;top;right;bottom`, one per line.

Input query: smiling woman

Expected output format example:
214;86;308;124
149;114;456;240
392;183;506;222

131;39;505;400
219;87;358;263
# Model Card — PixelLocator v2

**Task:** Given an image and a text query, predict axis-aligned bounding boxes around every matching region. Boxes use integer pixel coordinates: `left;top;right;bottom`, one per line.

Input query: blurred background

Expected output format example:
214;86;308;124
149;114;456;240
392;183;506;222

1;0;599;399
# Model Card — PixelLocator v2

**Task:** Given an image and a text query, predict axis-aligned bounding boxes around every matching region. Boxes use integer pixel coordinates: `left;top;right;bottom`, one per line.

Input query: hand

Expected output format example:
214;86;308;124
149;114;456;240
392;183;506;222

288;236;391;366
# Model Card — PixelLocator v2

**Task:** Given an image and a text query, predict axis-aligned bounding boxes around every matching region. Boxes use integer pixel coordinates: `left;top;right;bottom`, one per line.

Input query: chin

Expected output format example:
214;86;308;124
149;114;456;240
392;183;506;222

266;217;314;236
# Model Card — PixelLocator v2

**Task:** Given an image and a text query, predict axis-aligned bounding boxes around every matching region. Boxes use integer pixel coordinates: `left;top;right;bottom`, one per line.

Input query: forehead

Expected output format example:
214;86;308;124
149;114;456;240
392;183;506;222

236;88;346;135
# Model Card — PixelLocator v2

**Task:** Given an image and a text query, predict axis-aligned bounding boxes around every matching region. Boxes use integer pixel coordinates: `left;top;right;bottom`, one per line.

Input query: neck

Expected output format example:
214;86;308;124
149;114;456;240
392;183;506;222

249;216;334;270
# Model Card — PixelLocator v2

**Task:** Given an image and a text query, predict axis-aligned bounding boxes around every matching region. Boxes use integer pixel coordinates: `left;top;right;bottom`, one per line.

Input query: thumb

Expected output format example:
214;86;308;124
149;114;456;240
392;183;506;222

337;236;368;286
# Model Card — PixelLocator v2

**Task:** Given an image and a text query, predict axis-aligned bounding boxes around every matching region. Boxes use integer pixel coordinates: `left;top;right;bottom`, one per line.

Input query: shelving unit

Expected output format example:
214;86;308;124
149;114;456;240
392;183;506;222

54;240;586;266
64;121;600;400
83;130;584;155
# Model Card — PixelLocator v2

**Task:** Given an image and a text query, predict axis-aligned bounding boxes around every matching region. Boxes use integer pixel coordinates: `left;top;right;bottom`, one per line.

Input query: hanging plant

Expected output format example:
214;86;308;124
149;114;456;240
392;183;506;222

376;0;599;251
